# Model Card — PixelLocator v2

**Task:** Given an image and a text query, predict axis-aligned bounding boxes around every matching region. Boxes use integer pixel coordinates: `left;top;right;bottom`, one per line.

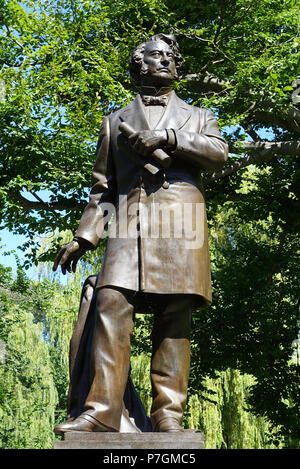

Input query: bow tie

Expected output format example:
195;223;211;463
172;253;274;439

141;95;168;106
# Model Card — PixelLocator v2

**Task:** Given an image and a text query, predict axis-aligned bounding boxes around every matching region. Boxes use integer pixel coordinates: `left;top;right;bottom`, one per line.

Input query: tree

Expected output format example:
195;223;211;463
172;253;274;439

0;270;58;448
0;254;85;448
0;0;299;446
0;0;298;247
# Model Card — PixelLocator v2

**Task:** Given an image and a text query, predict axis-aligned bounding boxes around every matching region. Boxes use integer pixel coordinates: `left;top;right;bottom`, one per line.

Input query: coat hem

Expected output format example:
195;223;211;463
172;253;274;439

94;282;212;309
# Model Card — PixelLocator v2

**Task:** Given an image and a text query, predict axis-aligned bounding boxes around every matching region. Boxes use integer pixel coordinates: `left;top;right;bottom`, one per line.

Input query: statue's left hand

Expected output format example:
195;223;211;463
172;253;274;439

128;130;167;157
53;239;87;274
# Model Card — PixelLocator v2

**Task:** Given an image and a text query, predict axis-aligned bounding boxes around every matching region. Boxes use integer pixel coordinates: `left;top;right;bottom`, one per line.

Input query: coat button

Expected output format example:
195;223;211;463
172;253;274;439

162;180;169;189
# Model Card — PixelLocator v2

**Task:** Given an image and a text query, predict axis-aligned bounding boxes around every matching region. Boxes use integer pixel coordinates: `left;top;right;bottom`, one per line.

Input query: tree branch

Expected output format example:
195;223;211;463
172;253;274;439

252;107;300;134
185;73;230;93
184;74;300;134
173;29;211;43
242;124;261;142
213;0;225;45
230;140;300;157
4;25;24;50
208;139;300;181
10;192;84;212
208;153;273;181
29;191;46;204
10;139;300;209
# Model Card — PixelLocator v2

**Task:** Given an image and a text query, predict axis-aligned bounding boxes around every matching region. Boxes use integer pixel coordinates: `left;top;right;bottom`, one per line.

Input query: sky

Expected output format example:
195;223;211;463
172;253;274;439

0;228;44;279
0;229;28;271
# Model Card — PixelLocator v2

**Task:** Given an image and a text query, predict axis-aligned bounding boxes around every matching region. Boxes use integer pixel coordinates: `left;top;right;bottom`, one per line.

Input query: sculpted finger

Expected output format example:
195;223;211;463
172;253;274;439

71;248;85;273
72;257;79;273
53;248;66;271
59;249;71;266
59;242;78;266
53;259;59;272
64;259;72;273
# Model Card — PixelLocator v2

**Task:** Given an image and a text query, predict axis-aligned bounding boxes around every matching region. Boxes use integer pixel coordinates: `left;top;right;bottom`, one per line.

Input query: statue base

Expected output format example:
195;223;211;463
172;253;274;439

53;430;205;449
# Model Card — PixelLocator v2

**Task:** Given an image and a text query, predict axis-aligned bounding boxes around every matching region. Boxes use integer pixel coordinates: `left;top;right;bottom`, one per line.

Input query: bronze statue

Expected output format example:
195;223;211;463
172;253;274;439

53;33;228;434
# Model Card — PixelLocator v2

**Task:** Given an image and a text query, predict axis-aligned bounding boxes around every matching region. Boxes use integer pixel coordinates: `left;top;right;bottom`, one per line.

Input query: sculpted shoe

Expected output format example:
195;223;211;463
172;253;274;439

154;417;184;432
54;413;115;435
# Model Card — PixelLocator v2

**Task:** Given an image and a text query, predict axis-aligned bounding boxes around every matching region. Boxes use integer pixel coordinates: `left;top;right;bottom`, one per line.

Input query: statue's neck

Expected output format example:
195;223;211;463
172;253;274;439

140;85;173;97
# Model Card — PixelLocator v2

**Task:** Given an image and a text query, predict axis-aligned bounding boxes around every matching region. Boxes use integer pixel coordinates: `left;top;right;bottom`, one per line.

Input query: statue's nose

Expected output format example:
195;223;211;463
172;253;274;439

161;54;170;65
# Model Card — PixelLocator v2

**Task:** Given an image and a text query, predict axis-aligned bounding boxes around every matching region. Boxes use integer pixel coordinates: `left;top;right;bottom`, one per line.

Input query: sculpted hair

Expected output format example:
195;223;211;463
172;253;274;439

129;33;184;83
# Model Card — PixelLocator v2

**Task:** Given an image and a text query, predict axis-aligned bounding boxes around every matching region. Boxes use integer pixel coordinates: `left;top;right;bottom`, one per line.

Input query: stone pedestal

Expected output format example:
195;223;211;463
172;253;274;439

54;430;205;449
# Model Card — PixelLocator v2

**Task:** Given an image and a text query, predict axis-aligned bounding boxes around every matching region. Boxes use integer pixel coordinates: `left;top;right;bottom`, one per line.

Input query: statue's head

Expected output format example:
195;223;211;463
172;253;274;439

129;33;184;87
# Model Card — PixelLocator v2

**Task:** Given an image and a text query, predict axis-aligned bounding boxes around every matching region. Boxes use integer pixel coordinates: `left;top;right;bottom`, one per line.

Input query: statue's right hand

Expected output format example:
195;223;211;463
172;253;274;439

53;240;86;274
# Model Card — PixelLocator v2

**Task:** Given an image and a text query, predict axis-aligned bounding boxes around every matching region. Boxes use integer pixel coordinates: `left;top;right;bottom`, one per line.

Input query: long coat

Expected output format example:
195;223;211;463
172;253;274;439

75;91;228;307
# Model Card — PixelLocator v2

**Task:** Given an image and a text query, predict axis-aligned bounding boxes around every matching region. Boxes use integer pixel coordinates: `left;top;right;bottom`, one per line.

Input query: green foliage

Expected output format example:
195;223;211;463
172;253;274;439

0;260;82;447
0;263;13;287
190;165;300;447
0;0;299;449
131;354;282;448
0;0;298;257
186;369;282;449
0;284;57;448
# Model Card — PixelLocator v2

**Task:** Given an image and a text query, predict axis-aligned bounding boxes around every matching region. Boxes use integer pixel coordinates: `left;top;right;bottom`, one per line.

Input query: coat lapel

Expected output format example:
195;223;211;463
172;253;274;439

119;91;191;131
155;91;191;130
119;94;150;131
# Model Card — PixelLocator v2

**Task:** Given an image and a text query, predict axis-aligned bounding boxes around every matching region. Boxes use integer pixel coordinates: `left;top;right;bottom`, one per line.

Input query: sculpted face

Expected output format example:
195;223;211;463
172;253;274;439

141;40;177;86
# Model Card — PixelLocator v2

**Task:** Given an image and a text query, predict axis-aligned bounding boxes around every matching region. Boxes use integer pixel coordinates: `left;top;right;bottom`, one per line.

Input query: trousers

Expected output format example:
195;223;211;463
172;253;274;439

82;286;194;431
